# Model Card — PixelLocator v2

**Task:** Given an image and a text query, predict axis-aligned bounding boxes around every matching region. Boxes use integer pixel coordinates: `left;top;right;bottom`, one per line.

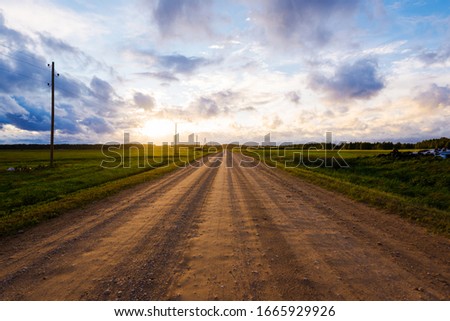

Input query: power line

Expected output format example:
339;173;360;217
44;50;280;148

0;42;47;64
0;65;49;86
0;63;81;98
0;43;98;100
0;51;47;71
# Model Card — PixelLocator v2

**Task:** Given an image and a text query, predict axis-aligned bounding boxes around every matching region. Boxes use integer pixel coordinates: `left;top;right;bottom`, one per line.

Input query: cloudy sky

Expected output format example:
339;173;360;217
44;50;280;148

0;0;449;144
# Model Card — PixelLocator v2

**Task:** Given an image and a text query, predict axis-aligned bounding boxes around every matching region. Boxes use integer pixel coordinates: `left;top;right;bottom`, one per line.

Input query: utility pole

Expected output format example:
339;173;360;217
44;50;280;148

50;61;55;167
48;62;59;167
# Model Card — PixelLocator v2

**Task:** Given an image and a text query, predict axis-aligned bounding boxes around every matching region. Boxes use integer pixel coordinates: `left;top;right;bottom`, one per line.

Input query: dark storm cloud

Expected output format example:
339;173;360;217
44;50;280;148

56;74;119;114
255;0;361;48
190;97;220;117
0;96;80;134
0;14;48;94
152;0;213;38
56;74;89;99
1;14;116;102
80;116;113;134
158;54;212;74
0;113;47;132
89;76;115;101
309;58;385;101
133;92;155;110
130;48;218;76
0;55;48;94
0;106;49;132
0;13;120;139
187;90;245;119
83;76;124;119
0;94;115;135
55;104;82;134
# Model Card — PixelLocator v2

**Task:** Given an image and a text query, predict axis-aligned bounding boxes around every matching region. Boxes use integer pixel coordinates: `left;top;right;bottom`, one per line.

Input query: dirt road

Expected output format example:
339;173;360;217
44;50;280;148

0;151;448;300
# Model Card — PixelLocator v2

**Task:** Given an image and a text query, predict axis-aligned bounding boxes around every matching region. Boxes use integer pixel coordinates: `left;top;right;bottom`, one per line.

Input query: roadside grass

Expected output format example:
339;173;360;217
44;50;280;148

247;149;450;236
0;146;212;235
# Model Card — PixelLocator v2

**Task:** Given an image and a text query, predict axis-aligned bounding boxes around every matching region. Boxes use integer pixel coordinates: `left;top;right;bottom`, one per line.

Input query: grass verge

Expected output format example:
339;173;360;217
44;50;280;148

0;158;200;236
249;153;450;237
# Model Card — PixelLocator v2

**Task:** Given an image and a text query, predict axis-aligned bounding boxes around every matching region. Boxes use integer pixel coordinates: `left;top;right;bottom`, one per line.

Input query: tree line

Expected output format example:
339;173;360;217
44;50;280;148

268;137;449;150
338;137;449;150
1;137;449;150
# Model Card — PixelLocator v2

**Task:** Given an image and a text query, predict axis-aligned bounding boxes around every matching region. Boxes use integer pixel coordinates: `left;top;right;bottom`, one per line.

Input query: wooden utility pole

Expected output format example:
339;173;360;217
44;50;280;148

50;61;55;167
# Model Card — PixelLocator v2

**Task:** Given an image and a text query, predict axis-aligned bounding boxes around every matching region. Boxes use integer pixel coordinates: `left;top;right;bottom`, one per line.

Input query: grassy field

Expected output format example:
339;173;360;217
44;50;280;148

2;146;448;236
247;148;450;235
0;146;213;235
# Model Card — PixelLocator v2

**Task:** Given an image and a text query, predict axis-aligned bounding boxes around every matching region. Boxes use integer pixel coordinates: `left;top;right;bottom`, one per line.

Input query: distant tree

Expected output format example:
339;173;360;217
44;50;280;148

415;137;449;149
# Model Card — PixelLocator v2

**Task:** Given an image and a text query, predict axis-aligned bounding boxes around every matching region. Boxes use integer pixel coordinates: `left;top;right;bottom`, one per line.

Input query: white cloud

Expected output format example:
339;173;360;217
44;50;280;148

0;1;449;143
133;92;155;111
150;0;215;40
0;0;107;45
362;40;407;55
309;58;385;101
416;84;450;110
0;95;28;115
250;0;361;51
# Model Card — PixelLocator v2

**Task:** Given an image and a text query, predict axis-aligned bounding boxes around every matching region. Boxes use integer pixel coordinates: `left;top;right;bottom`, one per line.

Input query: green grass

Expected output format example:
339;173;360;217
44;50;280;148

0;146;212;235
247;148;450;236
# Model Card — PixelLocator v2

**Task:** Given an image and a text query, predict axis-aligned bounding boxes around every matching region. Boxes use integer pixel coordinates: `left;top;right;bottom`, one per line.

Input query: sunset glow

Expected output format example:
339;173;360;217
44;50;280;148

0;0;449;144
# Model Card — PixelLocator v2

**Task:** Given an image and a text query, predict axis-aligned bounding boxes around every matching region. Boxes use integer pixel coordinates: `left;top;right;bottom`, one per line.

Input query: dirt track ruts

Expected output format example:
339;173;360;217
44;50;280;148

0;151;448;300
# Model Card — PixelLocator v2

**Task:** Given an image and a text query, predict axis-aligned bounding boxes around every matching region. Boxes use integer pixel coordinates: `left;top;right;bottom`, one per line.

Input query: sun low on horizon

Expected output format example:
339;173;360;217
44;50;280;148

0;0;449;145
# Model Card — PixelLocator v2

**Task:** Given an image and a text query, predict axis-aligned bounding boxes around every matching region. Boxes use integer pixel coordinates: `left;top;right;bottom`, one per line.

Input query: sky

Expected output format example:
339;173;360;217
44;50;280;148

0;0;449;144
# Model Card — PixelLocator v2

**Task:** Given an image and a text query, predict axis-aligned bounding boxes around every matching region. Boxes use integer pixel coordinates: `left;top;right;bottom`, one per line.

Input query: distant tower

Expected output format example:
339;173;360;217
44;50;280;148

262;133;275;146
124;132;130;145
174;123;178;147
188;133;195;144
326;131;332;149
